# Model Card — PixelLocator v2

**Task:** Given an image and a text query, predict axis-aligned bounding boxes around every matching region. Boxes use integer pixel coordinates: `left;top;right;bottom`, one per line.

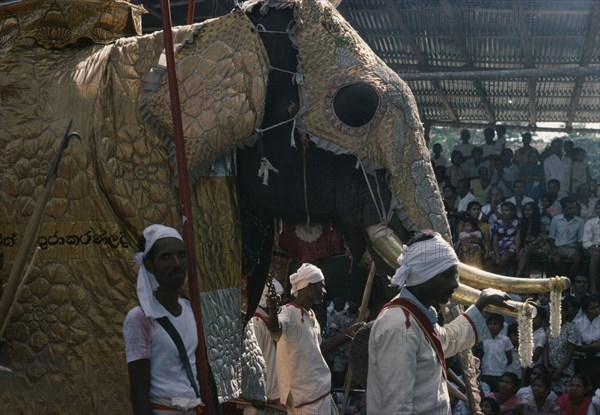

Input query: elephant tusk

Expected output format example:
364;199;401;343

457;262;570;294
366;224;541;318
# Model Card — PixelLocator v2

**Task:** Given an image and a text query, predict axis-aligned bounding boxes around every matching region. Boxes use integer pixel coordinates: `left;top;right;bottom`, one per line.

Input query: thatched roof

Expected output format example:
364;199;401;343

137;0;599;132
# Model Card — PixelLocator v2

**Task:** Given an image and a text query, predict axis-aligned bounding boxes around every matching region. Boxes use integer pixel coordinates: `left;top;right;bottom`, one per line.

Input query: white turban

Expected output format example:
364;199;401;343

133;224;184;318
259;278;284;308
390;233;459;288
289;263;324;297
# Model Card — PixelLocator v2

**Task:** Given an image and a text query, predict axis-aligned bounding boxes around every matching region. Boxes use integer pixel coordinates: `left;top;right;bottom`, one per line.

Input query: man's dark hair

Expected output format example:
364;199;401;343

443;184;457;193
495;124;506;136
522;132;532;141
540;192;555;204
561;295;579;310
534;304;547;320
581;294;600;313
547;178;561;188
486;313;504;324
484;128;495;140
507;322;518;336
466;201;481;211
560;196;576;209
137;235;157;261
460;129;470;140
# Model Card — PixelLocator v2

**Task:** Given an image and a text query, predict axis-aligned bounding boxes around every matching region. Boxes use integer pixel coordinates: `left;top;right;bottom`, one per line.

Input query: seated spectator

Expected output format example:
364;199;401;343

447;150;468;188
456;217;484;267
540;192;559;231
575;183;599;222
482;186;505;229
484;372;520;414
471;165;493;204
492;202;520;275
574;295;600;390
431;142;447;168
572;276;589;319
434;165;447;190
530;306;547;369
518;373;562;414
548;197;584;278
494;124;507;156
570;147;592;194
516;202;550;278
517;365;558;402
456;178;477;213
544;138;571;199
453;128;475;160
543;179;564;214
443;184;460;241
544;296;581;394
478;314;513;392
497;148;519;199
555;374;594;415
481;127;496;159
514;132;539;166
518;149;544;203
466;146;485;179
506;179;535;218
480;396;501;415
583;199;600;293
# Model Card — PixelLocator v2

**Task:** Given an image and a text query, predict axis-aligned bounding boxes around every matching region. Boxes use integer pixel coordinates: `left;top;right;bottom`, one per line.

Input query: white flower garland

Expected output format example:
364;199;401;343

517;302;534;367
549;286;562;338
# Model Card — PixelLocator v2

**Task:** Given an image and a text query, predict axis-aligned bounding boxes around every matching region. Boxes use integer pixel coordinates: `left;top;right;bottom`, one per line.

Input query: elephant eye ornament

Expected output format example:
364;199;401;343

323;78;386;137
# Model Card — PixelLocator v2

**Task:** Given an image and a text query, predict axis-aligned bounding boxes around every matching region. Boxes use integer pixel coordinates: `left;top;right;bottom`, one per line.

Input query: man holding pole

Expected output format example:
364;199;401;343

367;231;514;414
123;224;204;415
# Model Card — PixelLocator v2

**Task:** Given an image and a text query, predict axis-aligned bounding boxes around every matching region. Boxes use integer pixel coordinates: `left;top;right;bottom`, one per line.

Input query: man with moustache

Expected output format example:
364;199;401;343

367;231;514;414
266;263;362;414
123;224;203;415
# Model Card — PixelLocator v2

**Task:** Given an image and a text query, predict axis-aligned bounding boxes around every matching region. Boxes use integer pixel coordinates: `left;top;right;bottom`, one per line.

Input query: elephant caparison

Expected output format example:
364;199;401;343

0;0;565;413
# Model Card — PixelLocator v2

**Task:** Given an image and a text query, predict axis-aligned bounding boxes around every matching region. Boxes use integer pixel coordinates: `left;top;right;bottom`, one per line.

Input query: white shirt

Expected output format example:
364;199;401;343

579;198;599;222
123;300;200;404
544;154;571;197
453;143;475;159
529;326;547;368
583;216;600;249
549;214;584;247
367;289;488;415
250;310;279;401
481;334;513;376
275;304;330;407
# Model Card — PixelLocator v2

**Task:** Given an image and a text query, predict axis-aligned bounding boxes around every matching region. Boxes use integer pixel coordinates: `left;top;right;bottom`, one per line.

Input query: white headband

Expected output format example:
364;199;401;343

134;224;184;318
290;263;324;296
390;233;459;288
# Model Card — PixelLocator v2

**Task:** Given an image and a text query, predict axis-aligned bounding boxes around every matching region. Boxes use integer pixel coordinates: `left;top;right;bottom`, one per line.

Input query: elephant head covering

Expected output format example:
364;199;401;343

289;263;325;297
259;278;284;308
390;233;459;288
133;224;184;318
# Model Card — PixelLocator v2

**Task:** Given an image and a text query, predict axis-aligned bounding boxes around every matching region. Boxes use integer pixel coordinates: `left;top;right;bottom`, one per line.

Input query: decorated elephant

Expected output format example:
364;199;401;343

0;0;568;412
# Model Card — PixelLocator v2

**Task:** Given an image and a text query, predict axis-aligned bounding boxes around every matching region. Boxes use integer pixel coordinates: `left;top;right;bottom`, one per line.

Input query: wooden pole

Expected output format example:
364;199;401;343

340;262;376;415
186;0;195;24
158;1;212;411
0;121;79;336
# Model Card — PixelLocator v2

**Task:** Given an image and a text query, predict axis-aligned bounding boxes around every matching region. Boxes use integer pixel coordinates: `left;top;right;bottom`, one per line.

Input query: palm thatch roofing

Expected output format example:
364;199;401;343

137;0;599;133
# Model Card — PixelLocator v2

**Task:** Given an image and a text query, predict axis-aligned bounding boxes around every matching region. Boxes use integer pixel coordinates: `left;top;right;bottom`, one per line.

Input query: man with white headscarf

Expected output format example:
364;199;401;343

122;224;203;415
367;230;514;414
266;263;363;415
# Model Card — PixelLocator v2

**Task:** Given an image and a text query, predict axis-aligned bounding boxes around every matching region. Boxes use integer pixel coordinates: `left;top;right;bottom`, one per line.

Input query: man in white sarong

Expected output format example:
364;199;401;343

266;264;362;415
367;231;514;414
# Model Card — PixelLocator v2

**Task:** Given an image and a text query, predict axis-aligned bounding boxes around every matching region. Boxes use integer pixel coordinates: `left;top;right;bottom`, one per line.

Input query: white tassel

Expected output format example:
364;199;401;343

257;157;279;186
517;302;535;367
549;278;562;338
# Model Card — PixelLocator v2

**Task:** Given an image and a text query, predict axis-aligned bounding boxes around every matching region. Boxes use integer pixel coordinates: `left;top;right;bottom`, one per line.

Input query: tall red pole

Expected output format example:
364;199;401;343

158;0;213;412
187;0;195;24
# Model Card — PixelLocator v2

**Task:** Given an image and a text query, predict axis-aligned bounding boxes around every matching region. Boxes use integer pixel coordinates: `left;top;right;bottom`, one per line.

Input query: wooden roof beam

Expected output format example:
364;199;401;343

395;66;600;81
385;1;459;122
440;0;494;124
566;0;600;131
512;0;537;126
429;120;600;134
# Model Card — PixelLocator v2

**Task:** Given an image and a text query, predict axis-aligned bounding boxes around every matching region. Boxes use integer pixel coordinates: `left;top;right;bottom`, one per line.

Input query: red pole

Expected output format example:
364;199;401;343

158;0;213;412
187;0;195;24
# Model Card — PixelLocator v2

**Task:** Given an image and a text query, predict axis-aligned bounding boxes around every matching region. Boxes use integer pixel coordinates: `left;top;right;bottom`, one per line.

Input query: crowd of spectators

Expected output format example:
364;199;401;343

431;129;599;294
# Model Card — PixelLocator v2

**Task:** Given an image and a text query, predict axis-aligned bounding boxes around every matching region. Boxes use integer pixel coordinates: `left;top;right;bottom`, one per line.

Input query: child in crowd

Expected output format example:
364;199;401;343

540;193;558;230
485;372;520;414
528;306;547;373
480;397;501;415
478;313;513;392
455;217;484;266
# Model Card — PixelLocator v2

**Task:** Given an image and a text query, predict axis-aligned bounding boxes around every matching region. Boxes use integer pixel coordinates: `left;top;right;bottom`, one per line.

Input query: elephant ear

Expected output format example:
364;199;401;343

141;12;269;182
